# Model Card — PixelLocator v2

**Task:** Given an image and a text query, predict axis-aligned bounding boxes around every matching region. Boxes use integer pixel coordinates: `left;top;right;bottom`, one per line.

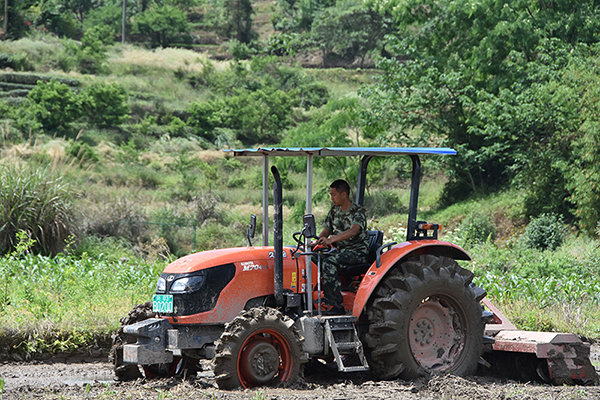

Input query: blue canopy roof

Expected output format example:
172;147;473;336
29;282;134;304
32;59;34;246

223;147;456;157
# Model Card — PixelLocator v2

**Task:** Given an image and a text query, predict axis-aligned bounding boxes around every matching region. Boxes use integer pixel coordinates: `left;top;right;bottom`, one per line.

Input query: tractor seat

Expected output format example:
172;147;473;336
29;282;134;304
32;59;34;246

341;230;384;277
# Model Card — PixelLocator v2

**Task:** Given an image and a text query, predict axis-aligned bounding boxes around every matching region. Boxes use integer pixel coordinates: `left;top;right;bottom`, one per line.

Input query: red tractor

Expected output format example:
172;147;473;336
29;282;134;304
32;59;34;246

115;147;597;388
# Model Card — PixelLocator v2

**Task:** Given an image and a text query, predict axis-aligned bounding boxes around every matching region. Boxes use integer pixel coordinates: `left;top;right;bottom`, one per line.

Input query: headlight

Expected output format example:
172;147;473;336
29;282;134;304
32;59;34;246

156;277;166;293
170;274;206;293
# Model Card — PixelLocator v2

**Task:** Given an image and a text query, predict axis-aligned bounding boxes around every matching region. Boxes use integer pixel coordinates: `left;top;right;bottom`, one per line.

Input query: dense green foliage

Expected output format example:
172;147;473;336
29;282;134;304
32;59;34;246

311;0;391;65
135;5;191;47
357;0;600;233
186;56;329;143
26;79;82;130
223;0;256;43
12;78;129;133
82;82;130;128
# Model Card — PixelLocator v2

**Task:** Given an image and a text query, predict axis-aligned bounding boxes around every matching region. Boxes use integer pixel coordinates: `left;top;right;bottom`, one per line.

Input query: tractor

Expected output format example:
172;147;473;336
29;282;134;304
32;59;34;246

114;147;598;388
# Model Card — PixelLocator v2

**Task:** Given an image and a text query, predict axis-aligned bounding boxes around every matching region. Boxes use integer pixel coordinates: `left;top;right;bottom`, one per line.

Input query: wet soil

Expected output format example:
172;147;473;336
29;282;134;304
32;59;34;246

1;356;599;400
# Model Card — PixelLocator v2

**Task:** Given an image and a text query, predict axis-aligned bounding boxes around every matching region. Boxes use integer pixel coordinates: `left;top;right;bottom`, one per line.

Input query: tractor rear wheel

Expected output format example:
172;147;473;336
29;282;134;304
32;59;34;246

213;307;305;389
364;255;486;380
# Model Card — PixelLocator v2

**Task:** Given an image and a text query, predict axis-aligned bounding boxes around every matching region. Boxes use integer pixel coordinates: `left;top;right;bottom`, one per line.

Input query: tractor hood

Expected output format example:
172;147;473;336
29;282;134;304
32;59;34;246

163;246;275;274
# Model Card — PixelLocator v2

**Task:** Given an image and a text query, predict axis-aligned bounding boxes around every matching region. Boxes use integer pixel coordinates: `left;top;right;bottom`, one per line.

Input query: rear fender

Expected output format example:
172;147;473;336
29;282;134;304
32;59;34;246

352;240;471;319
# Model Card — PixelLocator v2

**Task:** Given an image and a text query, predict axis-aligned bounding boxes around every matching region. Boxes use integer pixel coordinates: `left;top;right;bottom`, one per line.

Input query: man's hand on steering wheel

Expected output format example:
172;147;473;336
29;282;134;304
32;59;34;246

311;236;334;252
315;236;332;246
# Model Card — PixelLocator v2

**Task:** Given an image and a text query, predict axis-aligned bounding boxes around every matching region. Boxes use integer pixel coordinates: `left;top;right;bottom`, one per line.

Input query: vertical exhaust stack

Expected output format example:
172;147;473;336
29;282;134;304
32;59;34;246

271;166;284;307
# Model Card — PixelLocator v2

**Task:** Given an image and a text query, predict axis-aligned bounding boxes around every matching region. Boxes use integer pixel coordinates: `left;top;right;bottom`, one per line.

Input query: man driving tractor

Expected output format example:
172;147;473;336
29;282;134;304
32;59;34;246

313;179;369;314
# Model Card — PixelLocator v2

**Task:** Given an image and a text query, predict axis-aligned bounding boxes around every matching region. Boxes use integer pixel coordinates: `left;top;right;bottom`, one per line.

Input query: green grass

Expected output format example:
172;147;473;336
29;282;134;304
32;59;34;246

422;189;527;234
0;36;65;71
307;68;379;98
465;234;600;339
0;249;164;357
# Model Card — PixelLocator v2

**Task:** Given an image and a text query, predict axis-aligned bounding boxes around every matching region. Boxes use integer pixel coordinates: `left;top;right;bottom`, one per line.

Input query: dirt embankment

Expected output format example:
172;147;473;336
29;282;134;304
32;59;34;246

2;354;600;400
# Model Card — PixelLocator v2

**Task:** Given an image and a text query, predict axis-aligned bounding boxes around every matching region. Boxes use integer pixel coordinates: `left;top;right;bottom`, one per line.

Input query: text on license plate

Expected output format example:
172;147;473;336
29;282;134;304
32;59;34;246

153;294;173;313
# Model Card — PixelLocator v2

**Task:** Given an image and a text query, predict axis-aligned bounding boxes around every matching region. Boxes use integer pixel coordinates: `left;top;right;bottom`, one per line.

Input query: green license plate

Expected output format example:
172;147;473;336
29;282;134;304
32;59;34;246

153;294;173;313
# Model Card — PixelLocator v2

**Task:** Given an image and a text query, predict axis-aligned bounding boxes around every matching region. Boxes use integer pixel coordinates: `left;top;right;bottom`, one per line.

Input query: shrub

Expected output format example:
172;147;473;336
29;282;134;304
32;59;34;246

26;79;82;131
150;206;195;256
76;25;114;74
459;212;497;248
265;32;312;57
61;25;113;74
43;11;80;39
523;213;566;251
187;100;224;140
225;39;255;60
82;82;130;128
0;164;76;256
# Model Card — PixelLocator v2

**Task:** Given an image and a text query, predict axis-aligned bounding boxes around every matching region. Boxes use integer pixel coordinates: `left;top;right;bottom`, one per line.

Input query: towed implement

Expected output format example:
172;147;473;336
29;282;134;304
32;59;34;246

114;147;598;388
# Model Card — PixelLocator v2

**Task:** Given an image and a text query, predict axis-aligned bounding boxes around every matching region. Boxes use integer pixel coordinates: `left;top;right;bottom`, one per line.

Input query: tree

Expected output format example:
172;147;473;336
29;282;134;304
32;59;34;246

3;0;32;39
3;0;7;38
224;0;256;43
563;51;600;233
360;0;600;208
62;24;114;74
272;0;335;31
311;0;391;66
65;0;96;22
37;0;80;38
134;4;190;47
84;4;127;35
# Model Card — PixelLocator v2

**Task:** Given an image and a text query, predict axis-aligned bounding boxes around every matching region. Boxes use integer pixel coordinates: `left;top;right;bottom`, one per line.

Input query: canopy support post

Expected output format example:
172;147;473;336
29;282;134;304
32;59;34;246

262;154;269;246
305;154;313;314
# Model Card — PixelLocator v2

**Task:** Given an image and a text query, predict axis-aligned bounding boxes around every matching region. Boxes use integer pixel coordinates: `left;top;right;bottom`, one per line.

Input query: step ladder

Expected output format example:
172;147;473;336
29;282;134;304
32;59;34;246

323;316;369;372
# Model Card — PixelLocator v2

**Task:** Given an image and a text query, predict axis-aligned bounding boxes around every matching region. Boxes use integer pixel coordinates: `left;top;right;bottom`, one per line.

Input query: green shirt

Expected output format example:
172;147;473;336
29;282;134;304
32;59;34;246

322;203;369;252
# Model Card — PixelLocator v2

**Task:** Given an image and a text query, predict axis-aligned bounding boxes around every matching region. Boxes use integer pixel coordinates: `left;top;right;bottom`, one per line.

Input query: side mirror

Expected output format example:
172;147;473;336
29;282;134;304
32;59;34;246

247;214;256;246
303;214;316;238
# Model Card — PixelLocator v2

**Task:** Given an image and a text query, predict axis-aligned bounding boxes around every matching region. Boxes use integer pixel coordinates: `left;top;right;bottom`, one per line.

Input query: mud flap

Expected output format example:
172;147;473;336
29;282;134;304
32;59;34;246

123;318;174;365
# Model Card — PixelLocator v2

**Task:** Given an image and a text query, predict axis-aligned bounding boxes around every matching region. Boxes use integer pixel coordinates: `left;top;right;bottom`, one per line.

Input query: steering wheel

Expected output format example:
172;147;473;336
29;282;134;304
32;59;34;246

311;243;333;253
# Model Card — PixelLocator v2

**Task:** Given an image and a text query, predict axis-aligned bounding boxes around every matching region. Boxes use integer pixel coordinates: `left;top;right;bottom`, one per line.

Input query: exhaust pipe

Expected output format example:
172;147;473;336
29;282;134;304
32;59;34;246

271;166;284;306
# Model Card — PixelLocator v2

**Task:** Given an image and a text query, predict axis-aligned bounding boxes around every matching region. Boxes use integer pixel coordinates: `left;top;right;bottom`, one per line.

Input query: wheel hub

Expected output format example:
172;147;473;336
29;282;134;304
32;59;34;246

239;339;280;385
409;297;465;371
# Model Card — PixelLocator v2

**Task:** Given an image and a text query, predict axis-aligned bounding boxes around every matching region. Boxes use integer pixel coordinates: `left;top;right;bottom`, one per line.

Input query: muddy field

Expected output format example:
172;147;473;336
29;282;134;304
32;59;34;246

1;348;600;400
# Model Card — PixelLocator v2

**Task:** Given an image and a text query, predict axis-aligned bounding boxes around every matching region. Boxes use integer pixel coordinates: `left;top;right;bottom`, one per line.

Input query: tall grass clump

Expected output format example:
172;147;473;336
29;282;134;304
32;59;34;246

0;164;75;256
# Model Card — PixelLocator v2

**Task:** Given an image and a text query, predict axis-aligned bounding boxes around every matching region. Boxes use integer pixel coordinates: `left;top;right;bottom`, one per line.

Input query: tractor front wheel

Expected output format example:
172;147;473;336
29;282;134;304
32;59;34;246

213;307;305;389
109;302;154;381
364;255;486;380
110;302;200;380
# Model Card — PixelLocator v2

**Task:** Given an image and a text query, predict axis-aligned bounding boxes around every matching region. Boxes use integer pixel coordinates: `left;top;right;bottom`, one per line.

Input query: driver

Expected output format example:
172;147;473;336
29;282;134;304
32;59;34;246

313;179;369;314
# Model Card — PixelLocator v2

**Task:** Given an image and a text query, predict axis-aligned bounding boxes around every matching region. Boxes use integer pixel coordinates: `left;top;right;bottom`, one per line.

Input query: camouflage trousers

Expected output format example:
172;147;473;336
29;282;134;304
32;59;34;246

312;249;368;308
